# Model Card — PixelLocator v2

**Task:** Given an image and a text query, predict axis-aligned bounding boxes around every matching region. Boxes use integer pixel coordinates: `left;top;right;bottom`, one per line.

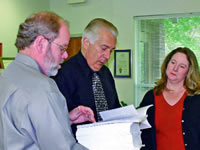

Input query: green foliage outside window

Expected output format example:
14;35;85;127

165;17;200;63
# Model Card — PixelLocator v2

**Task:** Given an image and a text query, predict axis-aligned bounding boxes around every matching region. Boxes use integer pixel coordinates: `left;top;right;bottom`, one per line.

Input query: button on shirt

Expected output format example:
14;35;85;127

53;52;121;115
140;89;200;150
53;51;121;136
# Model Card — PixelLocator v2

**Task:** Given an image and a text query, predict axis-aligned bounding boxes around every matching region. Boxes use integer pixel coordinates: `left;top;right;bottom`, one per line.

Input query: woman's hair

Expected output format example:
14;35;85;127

15;11;64;51
81;18;118;45
154;47;200;96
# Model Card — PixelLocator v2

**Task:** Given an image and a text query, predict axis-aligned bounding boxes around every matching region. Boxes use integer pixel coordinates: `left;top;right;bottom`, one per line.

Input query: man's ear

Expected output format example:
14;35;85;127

33;35;49;54
82;37;90;50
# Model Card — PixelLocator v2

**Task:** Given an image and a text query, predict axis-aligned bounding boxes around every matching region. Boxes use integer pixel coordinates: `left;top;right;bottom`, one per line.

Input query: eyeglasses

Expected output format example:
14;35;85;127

51;42;68;54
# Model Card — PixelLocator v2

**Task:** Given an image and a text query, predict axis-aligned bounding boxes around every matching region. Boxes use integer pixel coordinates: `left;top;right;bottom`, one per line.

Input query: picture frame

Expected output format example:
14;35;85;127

114;49;131;78
0;57;3;69
1;57;15;69
0;43;3;69
0;43;15;69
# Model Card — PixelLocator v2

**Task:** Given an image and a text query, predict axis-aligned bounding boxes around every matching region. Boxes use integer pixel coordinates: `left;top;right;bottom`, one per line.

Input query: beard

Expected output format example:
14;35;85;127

44;47;62;76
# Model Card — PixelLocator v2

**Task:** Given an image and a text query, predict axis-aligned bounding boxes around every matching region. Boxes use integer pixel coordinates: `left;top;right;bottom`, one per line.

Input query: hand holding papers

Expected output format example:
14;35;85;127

76;104;152;150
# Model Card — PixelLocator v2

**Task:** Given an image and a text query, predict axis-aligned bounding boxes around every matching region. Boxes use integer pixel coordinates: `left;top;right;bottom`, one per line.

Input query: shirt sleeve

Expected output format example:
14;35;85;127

139;90;156;150
16;90;88;150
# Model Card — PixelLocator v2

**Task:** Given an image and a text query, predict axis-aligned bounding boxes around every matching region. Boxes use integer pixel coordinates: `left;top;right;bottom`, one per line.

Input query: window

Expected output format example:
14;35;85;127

134;12;200;107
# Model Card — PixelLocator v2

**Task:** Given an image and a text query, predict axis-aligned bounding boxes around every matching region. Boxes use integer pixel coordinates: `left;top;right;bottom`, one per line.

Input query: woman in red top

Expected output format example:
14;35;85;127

140;47;200;150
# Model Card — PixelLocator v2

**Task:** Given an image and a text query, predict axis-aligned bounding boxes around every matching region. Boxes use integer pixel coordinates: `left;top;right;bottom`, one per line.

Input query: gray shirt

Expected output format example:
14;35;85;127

0;53;87;150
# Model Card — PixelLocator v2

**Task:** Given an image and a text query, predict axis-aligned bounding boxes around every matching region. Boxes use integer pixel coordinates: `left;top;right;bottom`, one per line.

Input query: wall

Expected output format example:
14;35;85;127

1;0;199;105
50;0;200;106
50;0;114;35
0;0;50;57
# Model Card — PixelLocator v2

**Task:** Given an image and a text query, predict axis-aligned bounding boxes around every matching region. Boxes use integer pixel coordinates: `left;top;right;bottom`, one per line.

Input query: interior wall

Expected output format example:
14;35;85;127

50;0;114;35
0;0;50;57
50;0;200;105
2;0;199;106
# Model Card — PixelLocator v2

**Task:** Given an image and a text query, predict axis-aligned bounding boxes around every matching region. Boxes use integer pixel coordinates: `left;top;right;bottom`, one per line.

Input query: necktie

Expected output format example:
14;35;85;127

92;72;108;121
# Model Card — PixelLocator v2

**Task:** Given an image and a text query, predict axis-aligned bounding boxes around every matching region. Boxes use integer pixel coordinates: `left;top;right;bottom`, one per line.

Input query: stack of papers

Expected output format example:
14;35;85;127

76;105;152;150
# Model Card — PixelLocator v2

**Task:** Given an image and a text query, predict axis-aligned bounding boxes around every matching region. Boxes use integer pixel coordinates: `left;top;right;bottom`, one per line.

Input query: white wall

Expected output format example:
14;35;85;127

50;0;200;105
50;0;114;35
2;0;199;105
0;0;50;57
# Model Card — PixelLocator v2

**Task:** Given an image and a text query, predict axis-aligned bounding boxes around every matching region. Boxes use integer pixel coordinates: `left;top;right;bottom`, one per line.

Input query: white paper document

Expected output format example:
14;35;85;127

100;104;152;128
100;105;138;121
76;104;153;150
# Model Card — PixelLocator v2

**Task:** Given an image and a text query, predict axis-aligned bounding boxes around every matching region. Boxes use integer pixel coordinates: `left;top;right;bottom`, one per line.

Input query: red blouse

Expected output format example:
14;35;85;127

154;91;187;150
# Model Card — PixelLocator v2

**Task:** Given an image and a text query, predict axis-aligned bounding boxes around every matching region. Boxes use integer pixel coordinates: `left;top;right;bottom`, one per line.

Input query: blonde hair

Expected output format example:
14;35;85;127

154;47;200;96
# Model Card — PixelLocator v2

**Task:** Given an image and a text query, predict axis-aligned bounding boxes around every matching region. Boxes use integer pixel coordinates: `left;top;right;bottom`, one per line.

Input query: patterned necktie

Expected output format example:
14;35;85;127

92;72;108;121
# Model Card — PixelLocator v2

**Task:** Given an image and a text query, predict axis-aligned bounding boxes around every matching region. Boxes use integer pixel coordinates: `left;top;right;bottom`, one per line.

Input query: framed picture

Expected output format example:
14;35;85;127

0;43;2;57
114;49;131;78
0;57;3;69
1;57;15;69
0;43;3;69
3;57;15;68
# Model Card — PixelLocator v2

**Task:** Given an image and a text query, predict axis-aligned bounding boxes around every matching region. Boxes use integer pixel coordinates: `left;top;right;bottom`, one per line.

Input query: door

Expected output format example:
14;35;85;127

65;37;81;61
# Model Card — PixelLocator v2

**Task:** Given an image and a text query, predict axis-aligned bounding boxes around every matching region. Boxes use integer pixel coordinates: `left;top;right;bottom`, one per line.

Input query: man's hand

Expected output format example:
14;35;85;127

69;106;96;124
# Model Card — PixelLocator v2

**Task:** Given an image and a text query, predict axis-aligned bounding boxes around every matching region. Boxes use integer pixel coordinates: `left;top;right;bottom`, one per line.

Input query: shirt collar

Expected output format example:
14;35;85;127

15;53;44;74
77;51;94;77
76;51;104;77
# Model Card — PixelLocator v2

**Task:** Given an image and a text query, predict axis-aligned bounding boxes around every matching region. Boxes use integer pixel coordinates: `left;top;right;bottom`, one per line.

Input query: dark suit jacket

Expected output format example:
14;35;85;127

53;51;121;135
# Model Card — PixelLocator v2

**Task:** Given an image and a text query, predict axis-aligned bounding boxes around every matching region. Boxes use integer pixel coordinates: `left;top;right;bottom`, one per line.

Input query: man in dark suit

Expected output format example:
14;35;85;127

53;18;121;136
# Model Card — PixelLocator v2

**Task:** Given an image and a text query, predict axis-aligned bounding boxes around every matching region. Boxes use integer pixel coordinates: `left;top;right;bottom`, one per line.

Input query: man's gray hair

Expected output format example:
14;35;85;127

15;11;65;51
82;18;118;45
